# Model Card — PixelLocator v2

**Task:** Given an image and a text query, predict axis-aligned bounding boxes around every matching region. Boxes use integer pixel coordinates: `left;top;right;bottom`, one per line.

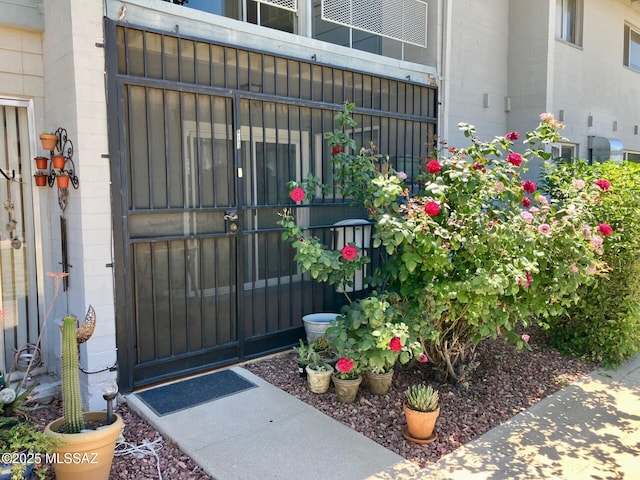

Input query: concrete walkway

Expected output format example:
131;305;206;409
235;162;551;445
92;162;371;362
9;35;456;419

125;354;640;480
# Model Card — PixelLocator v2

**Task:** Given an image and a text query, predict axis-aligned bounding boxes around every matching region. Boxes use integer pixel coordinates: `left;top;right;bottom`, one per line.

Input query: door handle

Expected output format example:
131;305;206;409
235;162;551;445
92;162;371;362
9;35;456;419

224;212;238;221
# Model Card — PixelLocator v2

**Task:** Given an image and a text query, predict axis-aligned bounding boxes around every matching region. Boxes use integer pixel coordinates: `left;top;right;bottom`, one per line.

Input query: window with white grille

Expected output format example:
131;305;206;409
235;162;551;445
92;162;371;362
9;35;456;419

258;0;297;12
321;0;427;48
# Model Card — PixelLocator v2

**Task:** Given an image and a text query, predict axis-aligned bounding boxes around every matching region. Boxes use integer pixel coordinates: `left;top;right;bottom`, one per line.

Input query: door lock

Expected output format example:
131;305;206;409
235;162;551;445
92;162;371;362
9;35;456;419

224;210;239;234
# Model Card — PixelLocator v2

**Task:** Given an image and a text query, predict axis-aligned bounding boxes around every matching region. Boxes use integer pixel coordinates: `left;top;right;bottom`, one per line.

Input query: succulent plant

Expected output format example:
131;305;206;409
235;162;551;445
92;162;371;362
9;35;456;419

61;306;96;433
405;384;439;412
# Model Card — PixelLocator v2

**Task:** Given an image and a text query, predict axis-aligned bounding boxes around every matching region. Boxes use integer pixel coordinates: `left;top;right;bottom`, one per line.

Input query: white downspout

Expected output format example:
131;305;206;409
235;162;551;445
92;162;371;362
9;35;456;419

437;0;453;148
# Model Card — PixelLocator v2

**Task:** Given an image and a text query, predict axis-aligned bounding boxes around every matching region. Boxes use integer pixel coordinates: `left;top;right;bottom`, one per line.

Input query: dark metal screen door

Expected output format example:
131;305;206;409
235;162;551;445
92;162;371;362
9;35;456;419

122;86;241;387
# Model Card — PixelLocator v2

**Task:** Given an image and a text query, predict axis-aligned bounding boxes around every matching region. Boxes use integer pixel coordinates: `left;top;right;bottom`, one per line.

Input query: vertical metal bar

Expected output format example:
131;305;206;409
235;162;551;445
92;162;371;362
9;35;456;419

163;90;170;209
60;217;69;290
144;87;152;208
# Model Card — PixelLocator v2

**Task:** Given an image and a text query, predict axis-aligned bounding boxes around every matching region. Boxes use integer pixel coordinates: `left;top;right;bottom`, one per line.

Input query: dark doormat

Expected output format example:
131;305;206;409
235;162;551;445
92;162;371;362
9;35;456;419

135;370;258;416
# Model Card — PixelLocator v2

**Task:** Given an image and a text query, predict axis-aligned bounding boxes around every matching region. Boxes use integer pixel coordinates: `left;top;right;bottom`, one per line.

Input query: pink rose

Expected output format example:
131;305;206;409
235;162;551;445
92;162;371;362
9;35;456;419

597;223;613;237
289;187;305;202
424;201;441;217
521;333;530;343
505;131;520;141
341;245;357;261
520;211;533;223
495;181;505;193
389;337;402;352
417;353;428;363
522;180;537;194
427;160;441;174
538;224;551;235
507;153;523;167
595;179;611;191
397;171;408;180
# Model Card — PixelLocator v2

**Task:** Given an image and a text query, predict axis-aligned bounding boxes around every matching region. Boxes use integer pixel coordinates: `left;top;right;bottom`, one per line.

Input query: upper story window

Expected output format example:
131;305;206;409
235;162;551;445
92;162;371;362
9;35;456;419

169;0;428;64
314;0;428;63
179;0;296;32
556;0;583;46
624;24;640;71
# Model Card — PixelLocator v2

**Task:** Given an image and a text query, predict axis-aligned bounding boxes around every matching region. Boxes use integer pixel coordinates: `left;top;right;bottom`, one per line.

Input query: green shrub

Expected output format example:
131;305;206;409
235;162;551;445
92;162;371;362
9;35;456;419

544;160;640;366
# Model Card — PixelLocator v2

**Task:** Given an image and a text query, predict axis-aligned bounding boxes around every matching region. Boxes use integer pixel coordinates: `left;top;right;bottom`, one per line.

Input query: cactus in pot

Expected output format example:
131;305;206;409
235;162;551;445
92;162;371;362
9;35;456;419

61;306;96;433
45;305;125;480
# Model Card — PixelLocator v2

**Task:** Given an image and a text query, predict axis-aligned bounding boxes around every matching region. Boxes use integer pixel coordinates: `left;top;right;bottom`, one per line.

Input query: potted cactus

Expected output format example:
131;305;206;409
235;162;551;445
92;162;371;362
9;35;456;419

402;384;439;444
44;306;124;480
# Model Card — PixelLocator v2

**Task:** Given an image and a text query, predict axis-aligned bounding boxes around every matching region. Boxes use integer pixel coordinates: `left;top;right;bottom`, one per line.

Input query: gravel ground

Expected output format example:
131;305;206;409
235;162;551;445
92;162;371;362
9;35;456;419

26;326;594;479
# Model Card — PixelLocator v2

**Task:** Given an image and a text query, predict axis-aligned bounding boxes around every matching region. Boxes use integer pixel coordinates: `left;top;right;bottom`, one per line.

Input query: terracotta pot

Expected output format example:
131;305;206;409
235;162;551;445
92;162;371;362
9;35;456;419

365;370;394;396
305;363;333;394
403;404;439;441
44;412;123;480
39;133;57;151
56;175;70;188
34;174;48;187
52;155;66;169
332;374;362;403
34;156;49;170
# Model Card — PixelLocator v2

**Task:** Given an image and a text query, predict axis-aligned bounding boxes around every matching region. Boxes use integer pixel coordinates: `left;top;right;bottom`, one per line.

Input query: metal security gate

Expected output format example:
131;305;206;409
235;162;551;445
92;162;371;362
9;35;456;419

105;20;437;392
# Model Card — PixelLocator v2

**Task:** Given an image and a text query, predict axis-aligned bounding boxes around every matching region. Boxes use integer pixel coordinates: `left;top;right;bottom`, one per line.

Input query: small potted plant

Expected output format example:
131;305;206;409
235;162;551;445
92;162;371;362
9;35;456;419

402;384;439;444
293;340;314;377
44;307;124;480
331;356;362;403
310;336;338;366
305;352;333;394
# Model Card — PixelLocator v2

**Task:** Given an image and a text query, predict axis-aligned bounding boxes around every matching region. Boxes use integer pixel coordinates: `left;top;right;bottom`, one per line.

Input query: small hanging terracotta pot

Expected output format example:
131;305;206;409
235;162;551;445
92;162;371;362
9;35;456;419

52;155;66;169
39;133;57;151
56;174;70;189
34;174;48;187
34;156;49;170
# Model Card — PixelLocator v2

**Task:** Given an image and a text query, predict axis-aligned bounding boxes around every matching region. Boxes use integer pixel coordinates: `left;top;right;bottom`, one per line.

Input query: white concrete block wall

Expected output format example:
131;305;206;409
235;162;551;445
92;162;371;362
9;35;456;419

41;0;117;411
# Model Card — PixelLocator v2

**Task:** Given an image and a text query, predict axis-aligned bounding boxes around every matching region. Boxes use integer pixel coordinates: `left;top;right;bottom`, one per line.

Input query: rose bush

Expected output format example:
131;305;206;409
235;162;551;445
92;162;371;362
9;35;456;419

543;159;640;366
280;103;612;382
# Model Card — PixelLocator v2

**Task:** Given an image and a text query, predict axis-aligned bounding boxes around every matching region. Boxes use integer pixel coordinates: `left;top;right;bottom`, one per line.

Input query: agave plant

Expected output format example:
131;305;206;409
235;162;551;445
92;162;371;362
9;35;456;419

405;384;439;412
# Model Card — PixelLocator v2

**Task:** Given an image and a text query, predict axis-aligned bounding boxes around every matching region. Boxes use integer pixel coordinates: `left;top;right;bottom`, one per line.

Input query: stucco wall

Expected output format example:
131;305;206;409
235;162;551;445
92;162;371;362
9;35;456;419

444;0;510;149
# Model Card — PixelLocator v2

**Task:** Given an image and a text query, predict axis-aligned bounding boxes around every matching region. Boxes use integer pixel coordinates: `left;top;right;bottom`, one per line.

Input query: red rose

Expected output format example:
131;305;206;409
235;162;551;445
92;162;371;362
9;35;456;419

472;162;484;171
341;245;357;261
336;357;354;374
389;337;402;352
505;131;520;141
427;160;441;174
597;223;613;236
522;180;537;194
522;197;531;207
417;353;428;363
289;187;305;202
332;144;343;155
424;201;440;217
507;153;523;167
595;179;611;191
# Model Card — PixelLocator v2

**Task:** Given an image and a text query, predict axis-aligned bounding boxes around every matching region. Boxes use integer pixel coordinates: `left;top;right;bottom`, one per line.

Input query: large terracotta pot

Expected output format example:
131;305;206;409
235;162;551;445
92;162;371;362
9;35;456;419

403;405;439;443
365;370;394;396
332;375;362;403
305;363;333;393
39;133;57;151
44;412;123;480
